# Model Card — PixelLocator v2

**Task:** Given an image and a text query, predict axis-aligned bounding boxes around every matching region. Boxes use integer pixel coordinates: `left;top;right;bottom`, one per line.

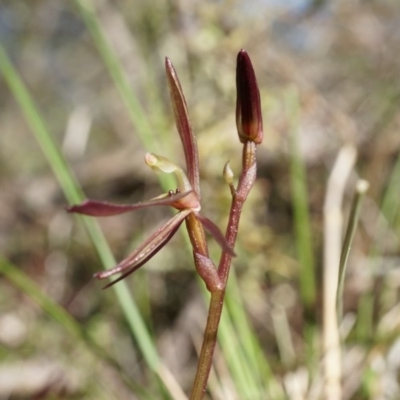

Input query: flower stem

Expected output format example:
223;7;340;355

190;290;224;400
190;142;257;399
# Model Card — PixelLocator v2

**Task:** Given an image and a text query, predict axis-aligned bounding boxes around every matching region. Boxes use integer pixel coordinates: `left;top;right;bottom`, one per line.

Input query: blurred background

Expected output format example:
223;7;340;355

1;0;400;399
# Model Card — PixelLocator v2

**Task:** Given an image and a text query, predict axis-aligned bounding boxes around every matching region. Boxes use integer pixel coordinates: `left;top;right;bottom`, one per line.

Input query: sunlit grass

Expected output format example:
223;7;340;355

0;255;153;398
285;87;316;311
0;40;179;398
1;2;399;399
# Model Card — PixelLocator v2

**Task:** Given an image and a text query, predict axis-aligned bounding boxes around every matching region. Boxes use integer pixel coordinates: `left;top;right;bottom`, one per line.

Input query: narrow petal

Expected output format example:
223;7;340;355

196;213;236;256
101;219;182;289
66;191;192;216
165;57;201;198
95;209;191;287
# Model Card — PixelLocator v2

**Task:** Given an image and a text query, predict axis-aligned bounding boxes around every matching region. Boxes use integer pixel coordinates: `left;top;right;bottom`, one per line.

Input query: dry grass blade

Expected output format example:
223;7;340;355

337;179;369;322
323;145;356;400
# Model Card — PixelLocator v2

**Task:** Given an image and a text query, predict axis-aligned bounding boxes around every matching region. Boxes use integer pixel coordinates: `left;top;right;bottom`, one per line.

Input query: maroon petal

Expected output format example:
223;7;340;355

165;58;201;199
66;191;192;216
95;209;191;287
101;222;181;289
196;213;236;256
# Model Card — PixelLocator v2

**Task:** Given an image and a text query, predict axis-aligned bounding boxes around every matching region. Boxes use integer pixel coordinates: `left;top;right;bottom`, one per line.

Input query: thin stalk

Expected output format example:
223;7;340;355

191;290;225;400
197;276;272;399
190;142;257;400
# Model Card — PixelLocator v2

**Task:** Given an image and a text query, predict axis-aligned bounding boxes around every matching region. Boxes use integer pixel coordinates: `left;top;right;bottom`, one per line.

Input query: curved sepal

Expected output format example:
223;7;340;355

165;57;201;198
66;191;192;217
95;209;191;287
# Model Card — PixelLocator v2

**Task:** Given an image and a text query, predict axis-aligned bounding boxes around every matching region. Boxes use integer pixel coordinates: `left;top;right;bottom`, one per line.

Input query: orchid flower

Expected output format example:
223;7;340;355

67;58;234;289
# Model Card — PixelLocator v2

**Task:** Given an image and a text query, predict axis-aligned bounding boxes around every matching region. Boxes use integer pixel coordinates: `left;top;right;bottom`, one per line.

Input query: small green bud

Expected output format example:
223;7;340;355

223;161;234;185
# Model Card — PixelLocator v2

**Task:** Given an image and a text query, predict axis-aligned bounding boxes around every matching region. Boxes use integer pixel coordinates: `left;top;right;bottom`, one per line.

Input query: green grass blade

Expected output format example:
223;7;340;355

0;255;81;338
0;255;155;399
73;0;152;147
225;267;283;397
217;303;256;398
285;86;316;309
72;0;176;193
0;40;174;394
380;149;400;231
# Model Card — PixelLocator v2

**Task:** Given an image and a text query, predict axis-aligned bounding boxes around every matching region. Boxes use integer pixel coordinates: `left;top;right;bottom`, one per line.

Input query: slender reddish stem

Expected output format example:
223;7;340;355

190;290;224;400
190;142;257;400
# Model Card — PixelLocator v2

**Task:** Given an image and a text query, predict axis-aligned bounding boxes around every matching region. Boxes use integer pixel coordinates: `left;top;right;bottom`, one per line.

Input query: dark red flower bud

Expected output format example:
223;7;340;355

236;49;263;144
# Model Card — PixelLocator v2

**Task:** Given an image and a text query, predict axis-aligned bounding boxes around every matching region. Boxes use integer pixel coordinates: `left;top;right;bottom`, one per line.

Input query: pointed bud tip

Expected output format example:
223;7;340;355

236;49;263;145
145;152;157;167
237;49;249;61
223;161;234;185
165;57;176;79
